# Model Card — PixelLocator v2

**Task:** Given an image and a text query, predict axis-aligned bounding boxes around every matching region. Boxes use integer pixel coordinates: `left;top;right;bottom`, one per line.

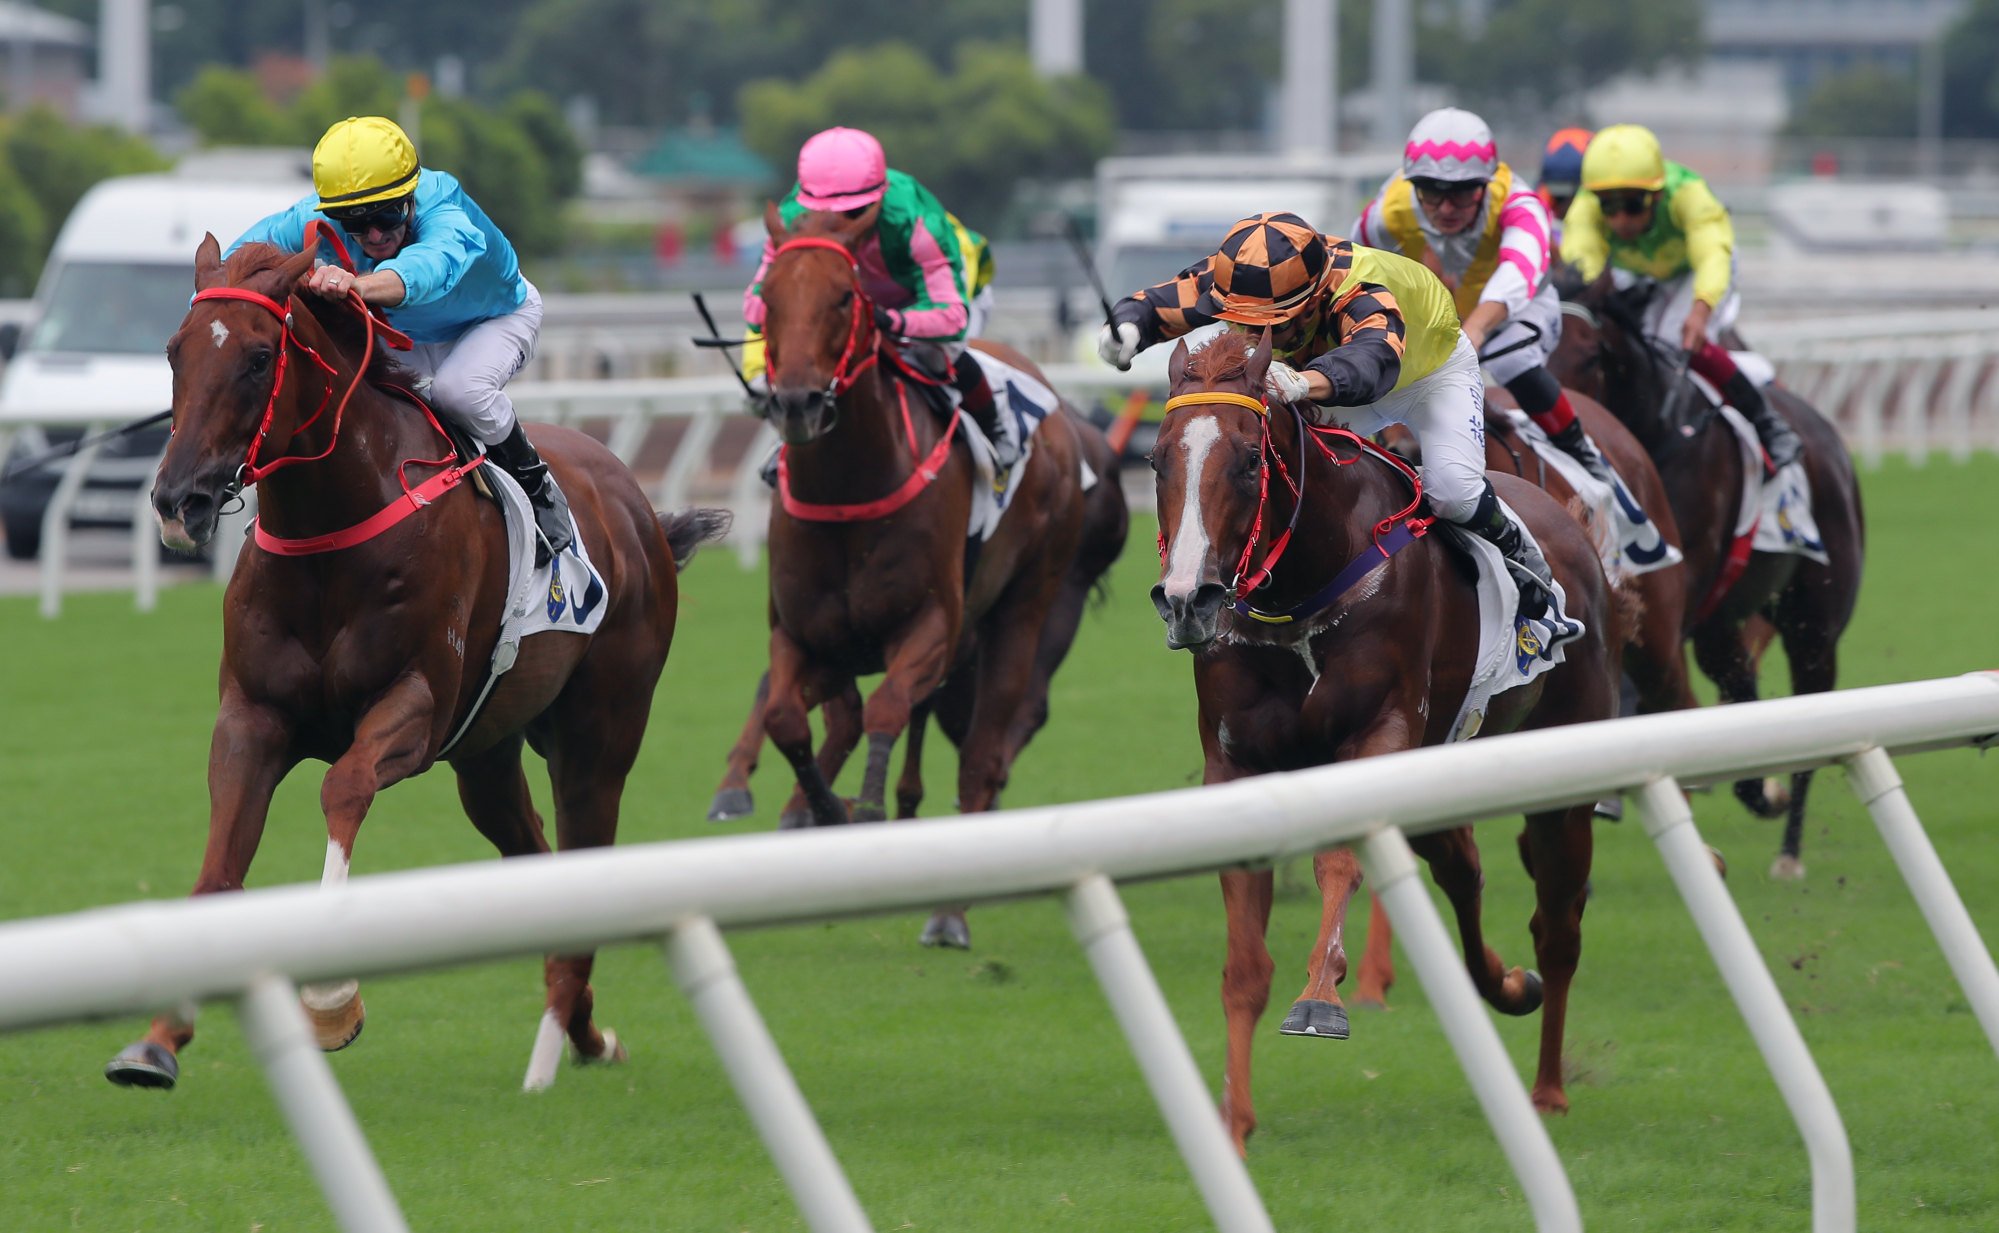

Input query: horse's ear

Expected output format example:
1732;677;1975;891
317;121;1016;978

1246;325;1275;388
1167;337;1190;388
277;246;317;294
194;233;224;290
763;200;788;244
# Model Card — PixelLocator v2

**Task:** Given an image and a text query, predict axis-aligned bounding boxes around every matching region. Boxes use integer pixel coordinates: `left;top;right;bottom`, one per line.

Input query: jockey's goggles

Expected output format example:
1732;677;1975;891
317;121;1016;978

327;197;412;235
1597;190;1655;218
1411;179;1485;207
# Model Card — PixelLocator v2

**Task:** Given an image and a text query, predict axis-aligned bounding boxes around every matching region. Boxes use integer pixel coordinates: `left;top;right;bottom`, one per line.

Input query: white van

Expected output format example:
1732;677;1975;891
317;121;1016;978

0;157;310;558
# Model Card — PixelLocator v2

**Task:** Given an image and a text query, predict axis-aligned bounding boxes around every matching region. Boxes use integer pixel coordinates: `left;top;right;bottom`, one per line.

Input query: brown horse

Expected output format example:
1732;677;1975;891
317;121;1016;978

1483;386;1697;718
706;409;1127;828
751;205;1114;947
1551;272;1865;877
1152;330;1619;1150
110;235;727;1090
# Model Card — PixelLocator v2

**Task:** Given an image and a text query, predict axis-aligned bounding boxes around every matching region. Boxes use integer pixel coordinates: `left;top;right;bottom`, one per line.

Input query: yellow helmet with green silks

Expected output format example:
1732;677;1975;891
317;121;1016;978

1581;124;1666;193
313;116;420;213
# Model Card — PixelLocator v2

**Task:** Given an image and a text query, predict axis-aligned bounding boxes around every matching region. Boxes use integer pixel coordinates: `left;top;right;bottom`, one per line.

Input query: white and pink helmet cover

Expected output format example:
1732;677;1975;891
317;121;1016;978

795;126;889;211
1402;108;1497;184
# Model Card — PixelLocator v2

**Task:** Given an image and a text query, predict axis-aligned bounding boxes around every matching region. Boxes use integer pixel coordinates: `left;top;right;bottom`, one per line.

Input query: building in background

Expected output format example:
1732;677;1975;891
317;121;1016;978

0;1;89;121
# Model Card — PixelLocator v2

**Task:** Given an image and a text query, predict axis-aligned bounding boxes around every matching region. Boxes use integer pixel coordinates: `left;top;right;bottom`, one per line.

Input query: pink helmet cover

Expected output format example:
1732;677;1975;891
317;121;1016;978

795;127;888;211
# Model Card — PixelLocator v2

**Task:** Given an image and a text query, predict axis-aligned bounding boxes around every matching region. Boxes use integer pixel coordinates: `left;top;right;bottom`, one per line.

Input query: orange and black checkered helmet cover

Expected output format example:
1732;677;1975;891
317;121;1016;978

1198;212;1334;324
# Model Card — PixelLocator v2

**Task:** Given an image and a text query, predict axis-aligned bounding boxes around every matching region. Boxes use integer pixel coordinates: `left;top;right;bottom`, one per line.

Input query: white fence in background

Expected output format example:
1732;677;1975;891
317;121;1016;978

6;308;1999;616
1;675;1995;1232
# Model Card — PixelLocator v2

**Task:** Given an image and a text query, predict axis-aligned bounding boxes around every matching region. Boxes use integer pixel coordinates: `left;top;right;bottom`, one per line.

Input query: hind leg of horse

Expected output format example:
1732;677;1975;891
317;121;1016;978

1219;867;1276;1155
765;630;858;829
107;695;294;1088
1352;896;1396;1009
1280;849;1363;1040
894;696;934;819
1768;582;1846;879
1517;806;1593;1113
708;671;770;822
1691;614;1789;820
1627;576;1699;716
1411;827;1544;1015
302;676;441;1051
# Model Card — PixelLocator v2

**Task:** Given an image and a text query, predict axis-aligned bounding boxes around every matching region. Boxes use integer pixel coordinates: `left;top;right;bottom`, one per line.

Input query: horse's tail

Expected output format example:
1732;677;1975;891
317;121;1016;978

658;507;733;572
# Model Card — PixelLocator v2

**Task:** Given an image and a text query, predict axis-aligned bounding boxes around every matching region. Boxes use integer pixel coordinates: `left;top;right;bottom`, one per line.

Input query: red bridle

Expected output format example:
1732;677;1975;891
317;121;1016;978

188;285;350;487
768;235;880;399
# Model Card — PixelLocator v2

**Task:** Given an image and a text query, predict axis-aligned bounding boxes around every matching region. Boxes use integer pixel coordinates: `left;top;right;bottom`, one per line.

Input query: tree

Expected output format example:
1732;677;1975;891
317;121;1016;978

0;147;47;297
1783;65;1919;140
739;41;1112;229
2;107;167;261
174;67;296;146
1432;0;1705;112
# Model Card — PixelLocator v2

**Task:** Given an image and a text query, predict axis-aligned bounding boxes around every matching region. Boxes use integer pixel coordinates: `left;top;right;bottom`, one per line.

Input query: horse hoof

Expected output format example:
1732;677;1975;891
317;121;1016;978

1709;845;1729;879
301;981;365;1052
919;912;970;949
778;808;814;831
1278;999;1349;1040
1770;854;1805;881
1734;777;1788;819
707;787;754;822
849;801;888;825
1511;970;1545;1016
1593;796;1624;822
104;1041;178;1089
574;1028;628;1067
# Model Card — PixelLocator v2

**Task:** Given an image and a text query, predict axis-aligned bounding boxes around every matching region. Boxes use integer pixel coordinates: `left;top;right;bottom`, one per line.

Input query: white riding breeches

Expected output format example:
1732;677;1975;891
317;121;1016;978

1610;265;1739;349
1479;280;1564;387
403;281;544;446
965;285;995;340
1320;334;1489;524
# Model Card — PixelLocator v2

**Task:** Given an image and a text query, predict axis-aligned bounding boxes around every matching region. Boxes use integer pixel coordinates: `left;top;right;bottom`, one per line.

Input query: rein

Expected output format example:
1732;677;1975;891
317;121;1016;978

1159;387;1433;626
189;265;479;556
767;234;958;523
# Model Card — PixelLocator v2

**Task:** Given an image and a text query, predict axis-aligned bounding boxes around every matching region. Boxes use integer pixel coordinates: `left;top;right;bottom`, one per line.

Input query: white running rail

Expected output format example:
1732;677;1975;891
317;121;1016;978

2;675;1997;1232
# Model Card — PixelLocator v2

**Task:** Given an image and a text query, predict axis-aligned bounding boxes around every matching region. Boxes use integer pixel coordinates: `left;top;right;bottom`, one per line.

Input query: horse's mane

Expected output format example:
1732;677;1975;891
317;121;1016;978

222;242;418;389
1184;329;1254;384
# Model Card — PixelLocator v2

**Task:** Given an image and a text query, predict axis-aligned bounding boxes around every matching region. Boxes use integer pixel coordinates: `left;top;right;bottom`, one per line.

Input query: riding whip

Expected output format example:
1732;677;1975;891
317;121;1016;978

1062;214;1116;323
1;409;173;481
688;291;763;401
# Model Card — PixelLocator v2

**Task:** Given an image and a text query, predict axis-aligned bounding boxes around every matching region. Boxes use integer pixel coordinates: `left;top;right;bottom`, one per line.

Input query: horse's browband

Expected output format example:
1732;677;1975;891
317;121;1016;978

1162;391;1268;416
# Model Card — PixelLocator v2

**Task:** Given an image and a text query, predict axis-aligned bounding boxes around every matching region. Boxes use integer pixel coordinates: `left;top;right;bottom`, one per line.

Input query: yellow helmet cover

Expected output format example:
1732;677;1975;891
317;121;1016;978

1581;124;1666;193
314;116;420;211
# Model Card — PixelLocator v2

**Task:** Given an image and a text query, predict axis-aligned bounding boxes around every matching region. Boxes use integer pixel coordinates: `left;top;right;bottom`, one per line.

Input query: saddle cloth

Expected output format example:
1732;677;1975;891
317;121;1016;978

1688;367;1830;565
1497;407;1683;580
1438;499;1585;743
959;349;1099;543
485;462;608;666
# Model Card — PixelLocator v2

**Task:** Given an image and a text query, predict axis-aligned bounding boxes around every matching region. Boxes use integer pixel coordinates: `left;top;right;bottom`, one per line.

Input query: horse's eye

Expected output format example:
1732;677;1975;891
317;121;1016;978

245;348;273;376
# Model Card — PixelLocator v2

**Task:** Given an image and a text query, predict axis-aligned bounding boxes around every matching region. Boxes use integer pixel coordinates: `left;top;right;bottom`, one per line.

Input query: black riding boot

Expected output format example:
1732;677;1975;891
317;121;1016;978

1458;481;1554;621
1722;371;1801;472
488;422;574;566
1549;419;1617;488
951;353;1020;471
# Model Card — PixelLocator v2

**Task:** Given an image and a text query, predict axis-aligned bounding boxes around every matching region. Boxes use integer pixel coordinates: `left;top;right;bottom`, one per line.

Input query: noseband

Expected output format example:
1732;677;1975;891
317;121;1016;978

769;236;881;402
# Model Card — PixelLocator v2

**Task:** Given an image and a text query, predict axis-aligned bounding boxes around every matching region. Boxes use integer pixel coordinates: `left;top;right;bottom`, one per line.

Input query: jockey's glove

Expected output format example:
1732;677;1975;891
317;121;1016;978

1097;321;1141;371
1264;360;1312;407
873;305;902;336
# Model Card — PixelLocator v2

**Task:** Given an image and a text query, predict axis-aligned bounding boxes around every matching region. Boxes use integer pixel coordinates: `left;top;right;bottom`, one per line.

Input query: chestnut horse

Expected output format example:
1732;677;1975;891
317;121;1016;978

110;236;728;1090
706;411;1127;827
751;205;1113;948
1552;272;1865;877
1152;330;1619;1150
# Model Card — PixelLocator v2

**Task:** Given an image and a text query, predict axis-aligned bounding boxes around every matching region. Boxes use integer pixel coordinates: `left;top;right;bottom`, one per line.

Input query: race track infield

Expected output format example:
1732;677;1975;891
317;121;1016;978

2;455;1996;1232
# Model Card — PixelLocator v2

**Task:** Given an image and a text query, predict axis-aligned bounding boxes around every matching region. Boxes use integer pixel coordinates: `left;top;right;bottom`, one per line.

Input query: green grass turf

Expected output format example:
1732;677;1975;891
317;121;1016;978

2;455;1997;1231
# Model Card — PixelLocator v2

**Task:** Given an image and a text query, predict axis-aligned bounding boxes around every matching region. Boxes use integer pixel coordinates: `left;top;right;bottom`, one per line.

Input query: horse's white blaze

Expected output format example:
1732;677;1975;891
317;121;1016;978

1162;415;1222;597
209;319;229;348
320;839;350;889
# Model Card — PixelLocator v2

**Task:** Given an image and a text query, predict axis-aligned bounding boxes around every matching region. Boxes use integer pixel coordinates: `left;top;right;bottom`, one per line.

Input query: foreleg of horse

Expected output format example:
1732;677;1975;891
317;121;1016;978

1627;578;1699;715
857;608;955;830
1281;849;1363;1040
1770;601;1842;880
1411;826;1544;1016
780;679;865;829
708;671;770;822
1219;868;1276;1155
764;631;853;829
301;676;439;1050
1351;896;1396;1009
1691;617;1788;819
107;696;294;1088
1517;806;1594;1114
895;696;934;819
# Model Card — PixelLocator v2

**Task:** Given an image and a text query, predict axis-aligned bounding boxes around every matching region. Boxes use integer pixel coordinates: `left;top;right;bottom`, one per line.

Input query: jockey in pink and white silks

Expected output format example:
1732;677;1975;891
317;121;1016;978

1353;107;1616;486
